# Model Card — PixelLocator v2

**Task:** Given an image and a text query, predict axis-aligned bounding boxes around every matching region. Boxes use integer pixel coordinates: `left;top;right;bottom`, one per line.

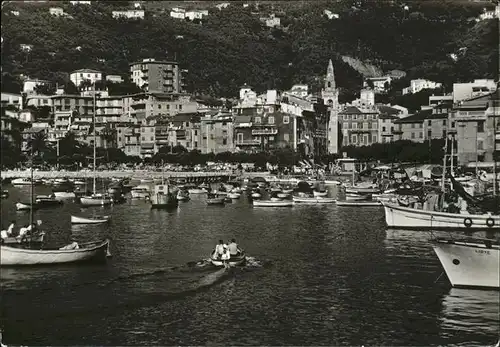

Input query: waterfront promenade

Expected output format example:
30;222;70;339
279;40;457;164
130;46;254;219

0;170;272;181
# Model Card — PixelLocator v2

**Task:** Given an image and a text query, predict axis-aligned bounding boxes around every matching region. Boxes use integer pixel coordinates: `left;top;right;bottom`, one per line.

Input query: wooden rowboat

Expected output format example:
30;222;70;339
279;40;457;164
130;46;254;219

253;200;293;207
293;196;336;204
207;197;225;205
1;232;45;245
210;251;246;267
71;215;110;224
0;239;110;266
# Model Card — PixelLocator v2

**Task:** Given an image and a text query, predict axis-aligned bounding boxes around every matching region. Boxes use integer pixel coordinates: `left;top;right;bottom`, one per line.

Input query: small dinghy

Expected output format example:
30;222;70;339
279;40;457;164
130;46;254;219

71;215;110;224
53;191;76;200
253;200;293;207
0;239;110;266
35;195;63;207
313;190;328;197
210;251;246;267
207;194;225;205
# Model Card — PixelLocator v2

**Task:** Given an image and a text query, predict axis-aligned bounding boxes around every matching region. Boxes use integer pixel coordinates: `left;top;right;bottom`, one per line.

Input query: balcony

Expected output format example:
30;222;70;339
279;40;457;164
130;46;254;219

236;139;261;146
251;128;278;135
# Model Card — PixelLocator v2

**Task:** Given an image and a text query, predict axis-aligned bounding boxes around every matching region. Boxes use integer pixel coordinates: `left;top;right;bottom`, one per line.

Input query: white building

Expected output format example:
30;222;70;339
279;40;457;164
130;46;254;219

351;88;376;110
112;10;145;20
10;10;20;16
23;79;51;94
287;84;309;98
364;76;392;93
261;14;280;28
170;8;185;19
185;10;208;21
49;7;65;16
105;75;124;83
25;95;53;108
402;79;442;95
453;79;497;103
70;69;103;87
20;44;33;52
1;93;23;109
70;1;91;4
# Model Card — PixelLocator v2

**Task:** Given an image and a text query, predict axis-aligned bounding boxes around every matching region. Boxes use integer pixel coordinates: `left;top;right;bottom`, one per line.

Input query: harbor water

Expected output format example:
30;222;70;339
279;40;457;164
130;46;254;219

1;184;499;346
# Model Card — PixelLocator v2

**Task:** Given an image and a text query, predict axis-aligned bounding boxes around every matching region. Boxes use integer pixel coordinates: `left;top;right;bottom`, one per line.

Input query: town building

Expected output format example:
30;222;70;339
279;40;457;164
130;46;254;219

200;112;233;154
105;75;124;83
453;79;497;103
321;59;339;154
260;14;280;27
1;93;23;109
23;79;52;94
454;89;499;165
129;58;186;94
112;10;145;20
377;105;405;143
340;106;380;147
70;69;103;88
122;92;197;122
49;7;65;16
364;76;392;93
402;79;442;95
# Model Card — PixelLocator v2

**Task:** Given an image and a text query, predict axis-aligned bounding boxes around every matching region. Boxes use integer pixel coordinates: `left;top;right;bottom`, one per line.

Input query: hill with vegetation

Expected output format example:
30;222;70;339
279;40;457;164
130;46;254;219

1;0;498;101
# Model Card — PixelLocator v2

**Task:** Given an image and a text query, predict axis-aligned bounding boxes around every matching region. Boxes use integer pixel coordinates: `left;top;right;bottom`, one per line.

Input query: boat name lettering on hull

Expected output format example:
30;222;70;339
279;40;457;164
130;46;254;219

474;250;491;255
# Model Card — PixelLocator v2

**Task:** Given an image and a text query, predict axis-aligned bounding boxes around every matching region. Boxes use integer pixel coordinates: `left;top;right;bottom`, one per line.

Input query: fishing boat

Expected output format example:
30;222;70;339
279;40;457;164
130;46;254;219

150;163;178;209
11;178;33;186
35;195;63;207
253;199;293;207
0;239;110;266
345;193;371;201
432;237;499;289
382;202;499;229
336;200;381;207
207;193;225;205
210;251;246;267
345;186;381;194
293;196;336;204
53;190;76;200
16;202;38;211
70;215;110;224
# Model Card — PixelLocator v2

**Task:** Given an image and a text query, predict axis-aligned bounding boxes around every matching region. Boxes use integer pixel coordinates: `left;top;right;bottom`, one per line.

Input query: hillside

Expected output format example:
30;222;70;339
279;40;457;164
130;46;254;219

1;0;497;99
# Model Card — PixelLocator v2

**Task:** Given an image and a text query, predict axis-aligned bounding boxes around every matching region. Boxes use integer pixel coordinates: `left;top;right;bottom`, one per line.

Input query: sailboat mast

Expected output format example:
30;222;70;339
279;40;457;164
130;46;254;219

93;82;96;195
441;134;448;193
30;147;34;227
493;113;497;196
161;159;165;185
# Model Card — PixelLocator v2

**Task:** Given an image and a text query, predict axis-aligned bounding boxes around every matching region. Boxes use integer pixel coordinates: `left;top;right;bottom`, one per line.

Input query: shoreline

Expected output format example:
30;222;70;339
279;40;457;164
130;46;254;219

0;170;272;180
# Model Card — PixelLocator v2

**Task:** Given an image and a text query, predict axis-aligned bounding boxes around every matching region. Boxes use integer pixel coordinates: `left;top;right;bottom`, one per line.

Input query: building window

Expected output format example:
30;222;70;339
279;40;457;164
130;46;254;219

284;133;289;141
419;132;423;139
411;123;415;129
451;121;455;128
442;120;446;126
364;134;368;144
411;132;415;139
419;123;423;128
194;141;198;147
141;128;145;133
269;136;275;141
185;122;189;127
255;117;262;124
359;123;363;129
382;126;386;132
478;140;484;150
428;130;432;137
372;135;377;143
477;121;484;133
343;122;349;130
428;120;431;126
223;139;227;145
237;133;243;143
352;115;357;120
167;105;170;110
283;116;290;124
194;130;198;136
268;116;275;124
179;105;183;111
352;123;357;129
142;137;145;141
351;134;357;143
150;137;154;141
158;105;161;109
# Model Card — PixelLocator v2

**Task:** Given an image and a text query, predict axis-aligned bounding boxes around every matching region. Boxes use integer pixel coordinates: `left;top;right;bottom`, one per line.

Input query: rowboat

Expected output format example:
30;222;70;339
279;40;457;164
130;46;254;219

210;251;246;267
432;237;499;289
293;196;336;204
382;202;500;230
130;187;150;199
0;239;110;266
253;200;293;207
313;190;328;197
11;178;33;186
345;186;380;195
16;202;38;211
53;191;76;200
71;215;110;224
36;195;63;207
336;201;381;207
345;193;371;201
207;196;225;205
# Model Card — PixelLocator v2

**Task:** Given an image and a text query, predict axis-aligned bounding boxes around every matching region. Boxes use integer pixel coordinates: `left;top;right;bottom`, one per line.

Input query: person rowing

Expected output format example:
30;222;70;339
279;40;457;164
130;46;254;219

214;239;227;259
227;238;242;256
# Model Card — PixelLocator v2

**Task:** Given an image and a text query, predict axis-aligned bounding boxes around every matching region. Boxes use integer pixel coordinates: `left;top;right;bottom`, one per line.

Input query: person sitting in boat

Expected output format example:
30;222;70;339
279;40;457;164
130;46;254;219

221;247;231;269
6;220;16;236
214;240;227;259
228;239;241;256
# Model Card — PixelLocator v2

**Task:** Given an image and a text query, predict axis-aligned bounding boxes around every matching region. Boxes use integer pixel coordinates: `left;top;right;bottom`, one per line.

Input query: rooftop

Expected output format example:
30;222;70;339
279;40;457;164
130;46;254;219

394;109;432;123
71;69;102;74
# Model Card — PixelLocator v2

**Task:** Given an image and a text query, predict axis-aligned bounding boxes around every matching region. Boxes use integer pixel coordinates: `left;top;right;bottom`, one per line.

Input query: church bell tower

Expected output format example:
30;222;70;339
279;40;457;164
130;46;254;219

321;59;339;154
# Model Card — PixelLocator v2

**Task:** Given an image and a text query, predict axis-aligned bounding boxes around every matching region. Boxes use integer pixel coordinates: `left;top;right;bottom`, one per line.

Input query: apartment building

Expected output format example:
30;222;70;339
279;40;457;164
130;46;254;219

200;112;234;154
70;69;103;87
340;106;380;147
129;59;186;94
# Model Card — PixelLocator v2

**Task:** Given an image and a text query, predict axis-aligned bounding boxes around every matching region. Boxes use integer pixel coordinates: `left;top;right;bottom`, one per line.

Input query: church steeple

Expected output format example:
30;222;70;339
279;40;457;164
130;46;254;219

325;59;336;90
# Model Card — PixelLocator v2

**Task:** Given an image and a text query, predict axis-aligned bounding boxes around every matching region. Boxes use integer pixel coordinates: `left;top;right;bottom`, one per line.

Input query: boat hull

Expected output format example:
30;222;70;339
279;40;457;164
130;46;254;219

207;198;225;205
210;252;246;267
313;191;328;197
253;200;293;207
1;233;45;245
336;201;381;207
188;188;206;194
71;215;110;224
432;239;499;289
80;196;113;206
293;197;336;204
383;203;500;230
53;191;76;200
0;240;109;266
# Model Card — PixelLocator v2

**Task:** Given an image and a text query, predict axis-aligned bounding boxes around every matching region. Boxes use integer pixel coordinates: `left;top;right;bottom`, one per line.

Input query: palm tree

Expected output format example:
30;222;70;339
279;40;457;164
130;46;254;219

26;131;48;157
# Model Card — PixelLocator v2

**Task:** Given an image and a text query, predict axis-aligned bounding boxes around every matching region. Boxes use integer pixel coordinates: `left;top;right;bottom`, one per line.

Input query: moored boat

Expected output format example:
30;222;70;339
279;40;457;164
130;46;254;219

53;191;76;200
345;186;381;195
253;200;293;207
130;186;150;199
336;200;381;207
80;194;113;206
207;194;225;205
345;193;371;201
0;239;110;266
210;251;246;267
313;190;328;197
11;178;33;186
176;189;190;201
16;202;38;211
227;192;241;199
71;215;110;224
432;237;499;289
382;202;500;230
293;196;336;204
1;232;45;246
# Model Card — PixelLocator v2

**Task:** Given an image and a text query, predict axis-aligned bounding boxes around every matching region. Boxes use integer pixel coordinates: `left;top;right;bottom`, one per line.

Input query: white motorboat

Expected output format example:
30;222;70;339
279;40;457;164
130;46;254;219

0;239;110;266
253;200;293;207
277;193;290;199
293;196;336;204
71;215;110;224
345;186;380;195
382;202;500;230
251;192;262;199
130;187;150;199
188;187;207;194
80;194;113;206
336;200;381;207
16;202;36;211
53;191;76;200
313;190;328;197
432;237;499;289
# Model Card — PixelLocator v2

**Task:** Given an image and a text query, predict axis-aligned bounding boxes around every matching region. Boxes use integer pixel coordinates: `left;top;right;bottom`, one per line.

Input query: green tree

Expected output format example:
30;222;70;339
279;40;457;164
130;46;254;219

26;131;48;157
34;83;56;96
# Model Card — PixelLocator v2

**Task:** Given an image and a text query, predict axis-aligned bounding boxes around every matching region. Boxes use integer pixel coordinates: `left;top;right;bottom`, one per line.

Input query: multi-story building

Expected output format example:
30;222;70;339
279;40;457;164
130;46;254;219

23;79;52;95
1;93;23;109
122;92;197;122
25;95;53;108
200;112;233;154
402;79;442;95
165;112;201;151
340;106;380;147
70;69;103;88
112;10;145;19
377;105;404;143
453;79;497;103
129;59;186;94
364;76;392;93
454;90;499;165
392;110;428;143
300;103;329;158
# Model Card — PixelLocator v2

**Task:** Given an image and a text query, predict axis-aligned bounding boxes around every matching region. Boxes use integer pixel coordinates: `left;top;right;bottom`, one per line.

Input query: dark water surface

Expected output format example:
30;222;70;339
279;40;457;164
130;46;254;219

1;184;499;346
